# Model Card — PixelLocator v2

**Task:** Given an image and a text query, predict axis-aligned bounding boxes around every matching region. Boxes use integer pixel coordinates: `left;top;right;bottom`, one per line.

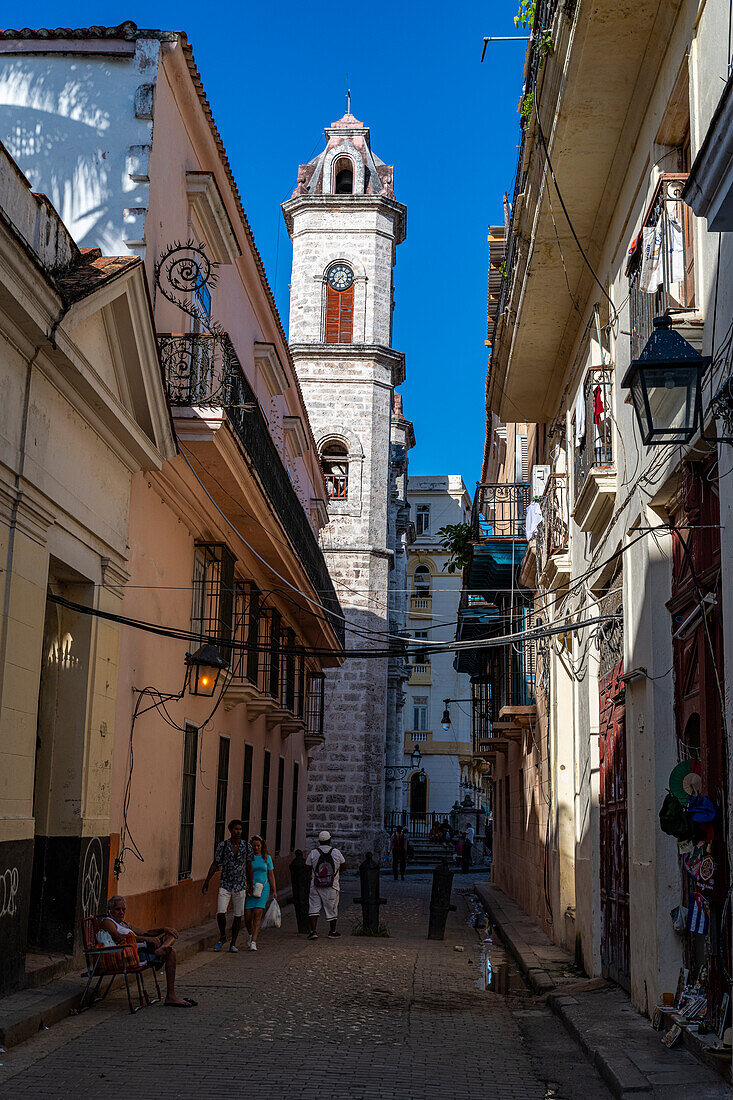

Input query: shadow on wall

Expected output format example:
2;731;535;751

0;59;144;254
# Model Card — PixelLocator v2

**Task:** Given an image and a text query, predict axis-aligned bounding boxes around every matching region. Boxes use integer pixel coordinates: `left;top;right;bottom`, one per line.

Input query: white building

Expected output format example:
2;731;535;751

282;110;409;858
400;475;474;824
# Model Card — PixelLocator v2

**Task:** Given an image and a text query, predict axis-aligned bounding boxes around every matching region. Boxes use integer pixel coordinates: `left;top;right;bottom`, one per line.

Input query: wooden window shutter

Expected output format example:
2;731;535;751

325;284;354;344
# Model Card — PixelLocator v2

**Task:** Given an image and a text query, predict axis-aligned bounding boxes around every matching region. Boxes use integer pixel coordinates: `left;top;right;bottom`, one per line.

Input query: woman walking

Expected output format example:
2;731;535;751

244;835;277;951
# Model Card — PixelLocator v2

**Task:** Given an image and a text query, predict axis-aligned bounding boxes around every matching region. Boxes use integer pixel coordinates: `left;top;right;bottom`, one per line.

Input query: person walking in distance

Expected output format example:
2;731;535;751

201;819;253;952
306;830;345;940
462;822;474;873
390;825;408;881
244;835;276;951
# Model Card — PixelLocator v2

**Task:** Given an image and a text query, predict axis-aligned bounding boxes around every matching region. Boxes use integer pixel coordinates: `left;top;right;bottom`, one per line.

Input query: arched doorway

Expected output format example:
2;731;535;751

409;771;427;820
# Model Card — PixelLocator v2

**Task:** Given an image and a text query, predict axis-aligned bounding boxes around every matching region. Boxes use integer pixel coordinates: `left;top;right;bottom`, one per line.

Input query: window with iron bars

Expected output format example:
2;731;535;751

471;678;492;749
214;736;230;850
306;673;325;739
191;544;236;662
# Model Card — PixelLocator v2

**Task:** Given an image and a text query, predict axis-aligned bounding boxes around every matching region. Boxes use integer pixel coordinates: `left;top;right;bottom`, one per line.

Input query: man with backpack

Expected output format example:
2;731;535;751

306;830;346;940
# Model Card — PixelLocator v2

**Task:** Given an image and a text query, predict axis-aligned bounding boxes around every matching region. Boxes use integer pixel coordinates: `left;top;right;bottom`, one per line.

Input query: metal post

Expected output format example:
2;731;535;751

428;859;457;940
353;852;386;933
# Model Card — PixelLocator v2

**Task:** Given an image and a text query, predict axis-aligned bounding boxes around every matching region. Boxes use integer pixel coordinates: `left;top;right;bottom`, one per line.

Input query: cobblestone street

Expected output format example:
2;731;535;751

0;876;612;1099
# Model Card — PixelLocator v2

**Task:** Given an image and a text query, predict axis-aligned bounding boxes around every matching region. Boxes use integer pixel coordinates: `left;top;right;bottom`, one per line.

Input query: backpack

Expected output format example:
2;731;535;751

313;846;336;888
659;791;695;841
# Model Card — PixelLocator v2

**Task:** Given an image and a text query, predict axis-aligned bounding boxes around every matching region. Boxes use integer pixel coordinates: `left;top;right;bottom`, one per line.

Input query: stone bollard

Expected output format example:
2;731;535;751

289;849;312;933
428;859;456;940
353;852;386;933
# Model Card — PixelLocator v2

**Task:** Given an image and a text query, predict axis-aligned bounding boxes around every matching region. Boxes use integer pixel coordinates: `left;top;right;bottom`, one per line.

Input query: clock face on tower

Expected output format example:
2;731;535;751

326;263;354;292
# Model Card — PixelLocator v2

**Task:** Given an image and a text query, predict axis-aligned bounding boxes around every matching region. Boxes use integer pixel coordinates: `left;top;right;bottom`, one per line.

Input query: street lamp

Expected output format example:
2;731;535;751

441;698;473;731
185;641;227;697
385;743;426;781
621;316;709;446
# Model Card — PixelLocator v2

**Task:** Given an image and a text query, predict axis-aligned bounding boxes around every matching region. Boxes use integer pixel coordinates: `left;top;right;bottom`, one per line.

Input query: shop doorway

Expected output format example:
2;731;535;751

409;772;427;820
27;569;101;955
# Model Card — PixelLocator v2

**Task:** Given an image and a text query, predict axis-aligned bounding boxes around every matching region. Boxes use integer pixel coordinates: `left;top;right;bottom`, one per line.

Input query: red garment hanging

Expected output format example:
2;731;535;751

593;384;604;424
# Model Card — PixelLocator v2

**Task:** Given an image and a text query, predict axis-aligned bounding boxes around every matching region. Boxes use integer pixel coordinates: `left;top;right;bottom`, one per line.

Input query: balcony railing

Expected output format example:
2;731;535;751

472;483;530;541
159;332;344;645
537;473;569;576
628;174;694;360
573;370;613;504
409;595;432;616
324;473;348;500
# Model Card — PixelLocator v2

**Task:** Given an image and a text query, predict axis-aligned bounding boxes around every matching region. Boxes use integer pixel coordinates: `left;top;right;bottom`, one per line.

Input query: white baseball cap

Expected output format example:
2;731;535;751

318;830;331;843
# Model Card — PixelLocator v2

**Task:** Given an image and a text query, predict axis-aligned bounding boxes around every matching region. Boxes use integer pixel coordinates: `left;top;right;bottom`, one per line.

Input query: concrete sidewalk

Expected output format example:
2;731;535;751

474;880;731;1098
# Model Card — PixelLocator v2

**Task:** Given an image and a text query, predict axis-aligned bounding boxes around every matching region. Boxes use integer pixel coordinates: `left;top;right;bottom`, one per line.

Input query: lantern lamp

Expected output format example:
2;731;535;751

441;699;452;731
186;642;226;697
621;316;709;446
410;744;423;771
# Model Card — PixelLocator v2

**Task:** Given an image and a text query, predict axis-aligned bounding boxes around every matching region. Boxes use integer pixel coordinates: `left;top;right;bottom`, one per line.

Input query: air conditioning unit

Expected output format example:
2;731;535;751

530;464;550;500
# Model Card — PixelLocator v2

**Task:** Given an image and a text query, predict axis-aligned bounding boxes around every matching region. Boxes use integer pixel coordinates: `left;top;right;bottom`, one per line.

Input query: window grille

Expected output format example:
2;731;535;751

214;736;230;850
178;724;198;880
306;674;325;739
260;750;271;840
290;762;300;852
241;743;253;833
275;756;285;854
191;543;236;662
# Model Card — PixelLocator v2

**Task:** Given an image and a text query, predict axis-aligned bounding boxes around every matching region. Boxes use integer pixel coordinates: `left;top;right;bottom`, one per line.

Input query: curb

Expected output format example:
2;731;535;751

547;992;651;1097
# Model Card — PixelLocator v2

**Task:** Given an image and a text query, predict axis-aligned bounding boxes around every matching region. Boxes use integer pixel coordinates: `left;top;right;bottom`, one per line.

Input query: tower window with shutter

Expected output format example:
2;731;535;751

324;283;354;343
324;263;355;344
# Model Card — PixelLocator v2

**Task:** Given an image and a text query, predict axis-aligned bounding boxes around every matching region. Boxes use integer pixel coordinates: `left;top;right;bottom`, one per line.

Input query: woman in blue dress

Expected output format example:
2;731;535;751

244;835;277;951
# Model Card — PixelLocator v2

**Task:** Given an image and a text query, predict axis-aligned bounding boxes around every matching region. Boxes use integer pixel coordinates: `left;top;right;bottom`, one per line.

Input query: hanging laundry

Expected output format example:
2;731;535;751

666;215;685;285
525;500;542;541
574;388;586;447
640;217;664;294
593;384;604;425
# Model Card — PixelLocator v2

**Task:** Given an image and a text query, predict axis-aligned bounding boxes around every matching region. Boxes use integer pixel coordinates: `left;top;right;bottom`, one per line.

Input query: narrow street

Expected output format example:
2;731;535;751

0;876;611;1100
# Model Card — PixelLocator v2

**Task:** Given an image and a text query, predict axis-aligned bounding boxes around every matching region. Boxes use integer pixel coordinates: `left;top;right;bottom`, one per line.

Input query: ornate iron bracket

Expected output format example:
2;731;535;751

154;240;221;335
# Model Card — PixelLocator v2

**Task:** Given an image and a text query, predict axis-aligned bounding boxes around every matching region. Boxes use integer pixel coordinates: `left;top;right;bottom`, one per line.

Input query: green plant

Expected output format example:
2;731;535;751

514;0;535;29
438;522;473;574
520;90;535;125
351;920;390;937
538;28;554;64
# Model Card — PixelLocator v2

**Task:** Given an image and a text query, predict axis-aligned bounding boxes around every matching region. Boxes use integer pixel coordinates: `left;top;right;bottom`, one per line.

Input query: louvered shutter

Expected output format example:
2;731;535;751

325;284;354;344
338;284;353;342
325;284;341;343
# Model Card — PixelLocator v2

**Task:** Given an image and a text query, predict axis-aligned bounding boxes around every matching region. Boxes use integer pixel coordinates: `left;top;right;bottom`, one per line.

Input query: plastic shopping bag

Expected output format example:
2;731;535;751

261;898;281;930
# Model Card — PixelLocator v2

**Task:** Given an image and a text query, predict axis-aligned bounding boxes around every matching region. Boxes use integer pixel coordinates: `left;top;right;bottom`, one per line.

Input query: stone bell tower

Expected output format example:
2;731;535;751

282;110;407;858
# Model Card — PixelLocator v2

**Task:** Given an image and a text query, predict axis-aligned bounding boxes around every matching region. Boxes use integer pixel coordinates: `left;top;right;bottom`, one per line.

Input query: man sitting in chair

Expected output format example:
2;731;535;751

98;895;197;1008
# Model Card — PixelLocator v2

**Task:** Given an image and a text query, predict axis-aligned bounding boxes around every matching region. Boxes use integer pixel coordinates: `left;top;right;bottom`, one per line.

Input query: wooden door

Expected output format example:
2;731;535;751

599;659;631;991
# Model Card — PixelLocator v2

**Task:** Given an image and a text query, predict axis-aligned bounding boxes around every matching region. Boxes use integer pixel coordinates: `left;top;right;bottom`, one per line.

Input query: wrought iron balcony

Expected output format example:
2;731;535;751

573;369;614;506
159;332;344;645
536;473;569;580
628;174;694;360
472;483;530;541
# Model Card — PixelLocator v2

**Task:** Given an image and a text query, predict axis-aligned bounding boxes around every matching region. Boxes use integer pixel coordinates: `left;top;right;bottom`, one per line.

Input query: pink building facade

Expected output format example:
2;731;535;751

0;24;343;932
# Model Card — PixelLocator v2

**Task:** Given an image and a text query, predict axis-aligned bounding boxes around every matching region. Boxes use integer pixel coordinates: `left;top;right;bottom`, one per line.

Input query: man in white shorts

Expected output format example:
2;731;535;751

306;830;345;939
201;819;253;952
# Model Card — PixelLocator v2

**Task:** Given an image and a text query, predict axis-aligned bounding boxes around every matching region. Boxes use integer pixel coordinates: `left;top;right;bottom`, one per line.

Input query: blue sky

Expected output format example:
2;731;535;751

8;1;526;490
